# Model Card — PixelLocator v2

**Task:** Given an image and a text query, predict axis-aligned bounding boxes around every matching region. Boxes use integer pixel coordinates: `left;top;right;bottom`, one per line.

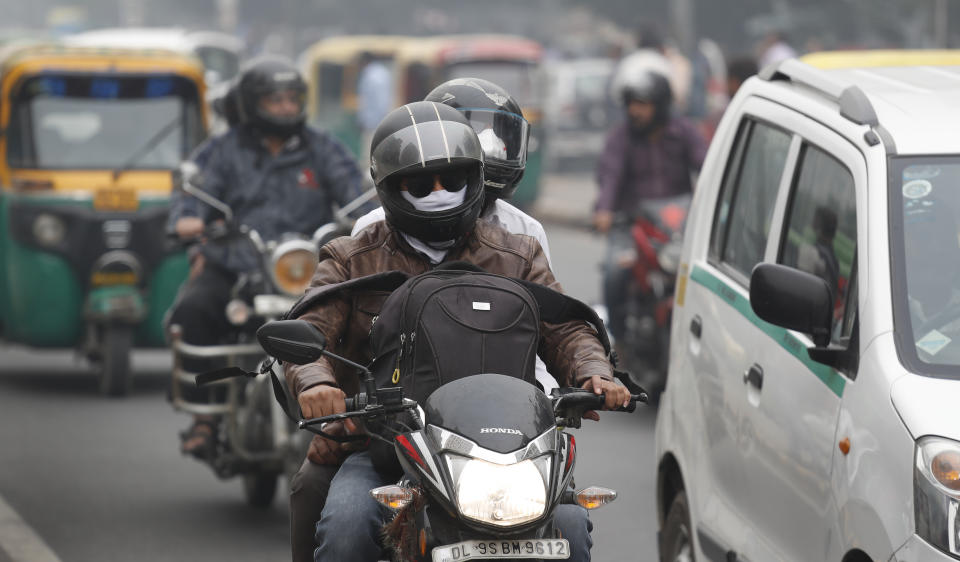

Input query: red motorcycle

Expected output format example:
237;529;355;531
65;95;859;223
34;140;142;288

619;194;690;401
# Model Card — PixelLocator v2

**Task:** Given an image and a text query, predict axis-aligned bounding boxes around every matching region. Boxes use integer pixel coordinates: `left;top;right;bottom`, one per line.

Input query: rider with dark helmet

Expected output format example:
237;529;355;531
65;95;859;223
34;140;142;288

424;78;529;200
166;55;372;461
292;81;552;562
286;100;626;562
352;78;551;265
234;56;308;138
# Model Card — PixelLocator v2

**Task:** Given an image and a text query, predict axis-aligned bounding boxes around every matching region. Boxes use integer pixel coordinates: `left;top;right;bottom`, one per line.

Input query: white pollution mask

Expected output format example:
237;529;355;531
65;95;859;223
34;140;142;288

401;186;467;212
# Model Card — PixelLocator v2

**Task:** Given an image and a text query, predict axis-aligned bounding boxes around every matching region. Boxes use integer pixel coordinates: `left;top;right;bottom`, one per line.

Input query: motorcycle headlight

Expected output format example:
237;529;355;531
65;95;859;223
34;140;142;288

447;455;549;527
915;436;960;556
270;240;319;297
33;213;66;247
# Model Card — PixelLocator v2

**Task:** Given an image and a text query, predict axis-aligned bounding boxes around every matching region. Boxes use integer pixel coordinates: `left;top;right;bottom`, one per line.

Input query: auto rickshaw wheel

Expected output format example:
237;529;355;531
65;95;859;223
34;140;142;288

99;326;133;397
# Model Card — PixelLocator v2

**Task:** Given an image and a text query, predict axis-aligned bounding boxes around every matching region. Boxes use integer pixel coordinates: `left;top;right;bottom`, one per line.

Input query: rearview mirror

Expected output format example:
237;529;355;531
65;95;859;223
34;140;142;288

256;320;327;365
750;263;832;348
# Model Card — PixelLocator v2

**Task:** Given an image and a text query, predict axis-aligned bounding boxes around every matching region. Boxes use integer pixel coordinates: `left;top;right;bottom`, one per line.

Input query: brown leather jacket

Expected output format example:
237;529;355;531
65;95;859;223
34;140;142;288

285;220;613;398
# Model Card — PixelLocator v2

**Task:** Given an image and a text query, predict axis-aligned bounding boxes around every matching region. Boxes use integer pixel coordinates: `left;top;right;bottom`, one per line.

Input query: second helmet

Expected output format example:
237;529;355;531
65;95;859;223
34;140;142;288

424;78;529;201
370;101;485;243
236;56;307;138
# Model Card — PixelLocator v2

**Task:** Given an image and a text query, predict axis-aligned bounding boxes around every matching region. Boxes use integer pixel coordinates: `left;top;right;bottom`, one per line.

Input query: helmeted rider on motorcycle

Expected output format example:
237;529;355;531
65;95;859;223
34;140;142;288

284;101;628;561
594;67;706;348
352;77;550;265
288;79;557;562
166;56;372;458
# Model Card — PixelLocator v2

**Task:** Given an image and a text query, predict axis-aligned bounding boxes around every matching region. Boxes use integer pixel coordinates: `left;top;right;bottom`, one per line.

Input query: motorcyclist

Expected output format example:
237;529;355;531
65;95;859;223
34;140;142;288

287;78;555;562
286;101;628;562
594;67;707;348
352;78;551;265
166;56;372;458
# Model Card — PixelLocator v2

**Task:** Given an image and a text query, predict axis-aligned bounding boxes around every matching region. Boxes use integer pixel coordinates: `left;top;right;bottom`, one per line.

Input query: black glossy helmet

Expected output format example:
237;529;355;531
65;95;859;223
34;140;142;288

424;78;529;200
370;101;485;243
235;56;307;138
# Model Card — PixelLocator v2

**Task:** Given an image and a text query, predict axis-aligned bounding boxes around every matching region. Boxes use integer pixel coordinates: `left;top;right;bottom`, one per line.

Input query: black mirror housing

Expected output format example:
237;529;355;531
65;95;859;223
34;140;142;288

256;320;327;365
750;263;833;348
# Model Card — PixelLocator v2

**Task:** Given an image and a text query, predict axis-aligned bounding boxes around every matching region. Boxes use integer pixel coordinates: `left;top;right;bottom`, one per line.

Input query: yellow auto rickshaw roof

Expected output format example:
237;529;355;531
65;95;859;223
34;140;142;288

801;50;960;69
299;35;416;65
0;43;207;84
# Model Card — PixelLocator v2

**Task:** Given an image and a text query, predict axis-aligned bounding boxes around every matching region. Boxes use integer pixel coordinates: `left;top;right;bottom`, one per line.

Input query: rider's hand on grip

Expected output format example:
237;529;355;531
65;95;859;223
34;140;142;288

580;375;632;421
298;384;358;434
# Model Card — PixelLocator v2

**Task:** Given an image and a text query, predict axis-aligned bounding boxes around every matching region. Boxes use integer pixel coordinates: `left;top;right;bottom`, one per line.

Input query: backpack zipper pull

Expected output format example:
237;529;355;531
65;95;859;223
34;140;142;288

392;334;404;384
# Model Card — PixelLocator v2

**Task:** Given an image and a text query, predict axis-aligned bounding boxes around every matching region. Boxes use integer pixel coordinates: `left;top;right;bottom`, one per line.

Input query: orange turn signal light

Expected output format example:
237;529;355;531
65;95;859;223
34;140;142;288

575;486;617;510
932;451;960;491
370;485;418;510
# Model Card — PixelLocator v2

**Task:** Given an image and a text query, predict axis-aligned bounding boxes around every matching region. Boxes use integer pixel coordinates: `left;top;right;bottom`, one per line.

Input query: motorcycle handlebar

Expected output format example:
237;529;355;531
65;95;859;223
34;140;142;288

554;390;645;414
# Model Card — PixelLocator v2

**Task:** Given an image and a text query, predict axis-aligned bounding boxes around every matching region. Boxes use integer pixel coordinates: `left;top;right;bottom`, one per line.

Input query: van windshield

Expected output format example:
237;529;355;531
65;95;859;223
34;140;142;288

6;74;204;170
891;156;960;374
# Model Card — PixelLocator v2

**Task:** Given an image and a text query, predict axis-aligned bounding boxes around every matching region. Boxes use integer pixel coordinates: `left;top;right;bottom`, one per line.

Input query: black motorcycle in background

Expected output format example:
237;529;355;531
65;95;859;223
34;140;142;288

168;166;372;507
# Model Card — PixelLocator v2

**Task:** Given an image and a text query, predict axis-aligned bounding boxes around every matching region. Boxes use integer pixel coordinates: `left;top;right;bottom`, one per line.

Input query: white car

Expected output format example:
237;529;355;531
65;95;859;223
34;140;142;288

654;52;960;562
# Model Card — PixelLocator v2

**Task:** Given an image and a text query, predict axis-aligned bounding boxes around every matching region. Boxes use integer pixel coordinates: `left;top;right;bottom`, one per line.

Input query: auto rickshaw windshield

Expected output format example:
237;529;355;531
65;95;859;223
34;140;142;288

6;74;204;170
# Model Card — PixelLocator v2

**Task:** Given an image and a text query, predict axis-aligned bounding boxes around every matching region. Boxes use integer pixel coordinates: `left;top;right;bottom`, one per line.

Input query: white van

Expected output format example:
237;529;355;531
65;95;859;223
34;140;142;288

654;52;960;562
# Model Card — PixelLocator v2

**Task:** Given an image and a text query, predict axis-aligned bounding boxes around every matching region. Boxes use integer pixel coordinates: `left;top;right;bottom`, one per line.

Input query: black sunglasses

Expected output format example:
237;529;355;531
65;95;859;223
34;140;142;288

399;169;469;198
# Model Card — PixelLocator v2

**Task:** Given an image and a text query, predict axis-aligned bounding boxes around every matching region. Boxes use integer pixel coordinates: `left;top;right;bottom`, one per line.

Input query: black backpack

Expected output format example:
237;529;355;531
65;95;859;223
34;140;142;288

367;268;541;405
284;263;614;405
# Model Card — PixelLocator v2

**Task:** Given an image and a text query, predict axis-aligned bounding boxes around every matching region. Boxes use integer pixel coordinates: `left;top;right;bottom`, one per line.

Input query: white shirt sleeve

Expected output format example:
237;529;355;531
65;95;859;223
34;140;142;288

485;199;554;270
350;206;387;236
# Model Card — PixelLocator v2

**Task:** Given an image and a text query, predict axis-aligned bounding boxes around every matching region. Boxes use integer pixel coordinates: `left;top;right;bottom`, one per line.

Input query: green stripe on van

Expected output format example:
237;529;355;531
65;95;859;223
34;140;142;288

690;265;846;398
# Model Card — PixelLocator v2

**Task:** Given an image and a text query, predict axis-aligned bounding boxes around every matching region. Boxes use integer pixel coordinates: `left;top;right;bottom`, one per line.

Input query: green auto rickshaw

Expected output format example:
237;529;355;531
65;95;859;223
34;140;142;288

0;44;208;395
299;34;413;160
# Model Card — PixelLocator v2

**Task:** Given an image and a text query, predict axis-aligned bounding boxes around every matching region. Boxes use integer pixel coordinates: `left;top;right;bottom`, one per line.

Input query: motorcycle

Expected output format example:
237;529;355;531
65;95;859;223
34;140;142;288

228;319;647;561
617;194;690;401
168;166;375;507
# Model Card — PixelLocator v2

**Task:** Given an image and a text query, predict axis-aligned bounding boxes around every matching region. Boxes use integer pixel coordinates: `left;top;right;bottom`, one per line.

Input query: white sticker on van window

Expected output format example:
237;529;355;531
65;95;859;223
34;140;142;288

903;179;933;199
917;329;951;356
472;302;491;311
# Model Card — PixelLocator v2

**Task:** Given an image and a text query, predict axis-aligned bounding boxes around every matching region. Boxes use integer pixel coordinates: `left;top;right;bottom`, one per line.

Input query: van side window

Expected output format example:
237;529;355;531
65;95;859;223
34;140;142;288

709;118;792;282
778;144;857;342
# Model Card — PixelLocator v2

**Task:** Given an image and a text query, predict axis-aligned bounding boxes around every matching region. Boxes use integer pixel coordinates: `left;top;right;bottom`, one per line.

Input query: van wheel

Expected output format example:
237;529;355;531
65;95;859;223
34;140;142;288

99;326;133;397
660;490;694;562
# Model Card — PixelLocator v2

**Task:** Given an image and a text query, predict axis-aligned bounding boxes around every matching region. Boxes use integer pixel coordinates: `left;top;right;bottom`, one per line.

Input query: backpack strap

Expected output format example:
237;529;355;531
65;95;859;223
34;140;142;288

284;270;411;320
515;279;614;359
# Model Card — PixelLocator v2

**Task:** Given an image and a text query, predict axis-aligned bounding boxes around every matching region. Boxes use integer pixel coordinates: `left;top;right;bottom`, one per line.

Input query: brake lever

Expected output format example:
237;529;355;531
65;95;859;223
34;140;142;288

298;399;418;442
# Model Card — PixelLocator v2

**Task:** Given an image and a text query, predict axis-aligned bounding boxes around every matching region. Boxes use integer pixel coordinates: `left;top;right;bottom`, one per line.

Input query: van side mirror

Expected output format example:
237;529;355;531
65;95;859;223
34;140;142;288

257;320;327;365
750;263;832;348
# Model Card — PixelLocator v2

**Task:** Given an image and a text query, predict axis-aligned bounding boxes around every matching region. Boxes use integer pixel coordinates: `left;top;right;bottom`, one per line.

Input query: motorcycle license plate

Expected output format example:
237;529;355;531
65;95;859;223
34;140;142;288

431;538;569;561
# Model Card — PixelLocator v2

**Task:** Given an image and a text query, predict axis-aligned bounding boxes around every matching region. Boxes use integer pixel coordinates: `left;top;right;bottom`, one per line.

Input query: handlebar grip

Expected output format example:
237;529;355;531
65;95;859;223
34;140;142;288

344;393;367;412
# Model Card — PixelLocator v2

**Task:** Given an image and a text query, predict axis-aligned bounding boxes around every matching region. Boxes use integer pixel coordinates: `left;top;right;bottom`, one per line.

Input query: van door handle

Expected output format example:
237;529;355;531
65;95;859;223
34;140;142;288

743;364;763;390
690;315;702;339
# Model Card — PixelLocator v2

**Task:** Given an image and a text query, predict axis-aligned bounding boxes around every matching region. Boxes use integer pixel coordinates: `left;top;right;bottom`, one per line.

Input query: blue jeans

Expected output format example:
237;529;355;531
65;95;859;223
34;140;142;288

314;450;593;561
